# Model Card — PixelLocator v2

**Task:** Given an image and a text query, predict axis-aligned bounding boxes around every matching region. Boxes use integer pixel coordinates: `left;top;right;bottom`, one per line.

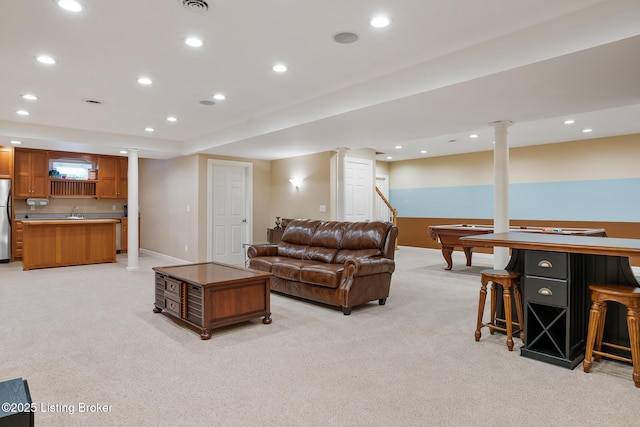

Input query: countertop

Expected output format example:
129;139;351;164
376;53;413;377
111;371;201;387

21;218;120;225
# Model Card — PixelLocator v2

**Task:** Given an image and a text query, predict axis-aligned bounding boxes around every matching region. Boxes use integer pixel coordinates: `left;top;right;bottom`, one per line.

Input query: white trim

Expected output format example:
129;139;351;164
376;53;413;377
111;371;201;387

139;248;190;265
207;159;253;262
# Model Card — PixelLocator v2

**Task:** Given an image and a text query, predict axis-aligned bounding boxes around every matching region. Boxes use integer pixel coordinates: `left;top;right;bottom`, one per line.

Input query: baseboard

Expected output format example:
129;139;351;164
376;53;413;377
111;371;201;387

139;248;190;265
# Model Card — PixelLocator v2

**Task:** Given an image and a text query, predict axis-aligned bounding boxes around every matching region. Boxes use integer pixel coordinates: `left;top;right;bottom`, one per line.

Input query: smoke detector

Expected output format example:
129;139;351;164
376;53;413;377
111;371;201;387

177;0;210;12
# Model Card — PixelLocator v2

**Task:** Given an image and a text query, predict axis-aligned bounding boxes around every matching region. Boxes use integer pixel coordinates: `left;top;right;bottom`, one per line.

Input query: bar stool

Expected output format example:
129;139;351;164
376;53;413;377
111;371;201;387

582;284;640;388
475;269;524;351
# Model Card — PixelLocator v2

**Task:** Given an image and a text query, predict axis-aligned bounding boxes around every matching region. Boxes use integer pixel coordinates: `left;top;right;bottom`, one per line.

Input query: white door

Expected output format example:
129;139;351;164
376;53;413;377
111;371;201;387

344;158;373;222
376;174;390;221
210;163;248;265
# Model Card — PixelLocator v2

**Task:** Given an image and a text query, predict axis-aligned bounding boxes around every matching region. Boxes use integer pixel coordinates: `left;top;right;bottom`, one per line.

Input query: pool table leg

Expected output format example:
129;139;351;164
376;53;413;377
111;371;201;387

442;247;453;270
463;247;473;267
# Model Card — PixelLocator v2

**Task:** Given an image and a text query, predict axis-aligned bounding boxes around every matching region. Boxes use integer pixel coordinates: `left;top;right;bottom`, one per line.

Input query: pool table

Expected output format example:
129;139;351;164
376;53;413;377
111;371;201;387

428;224;607;270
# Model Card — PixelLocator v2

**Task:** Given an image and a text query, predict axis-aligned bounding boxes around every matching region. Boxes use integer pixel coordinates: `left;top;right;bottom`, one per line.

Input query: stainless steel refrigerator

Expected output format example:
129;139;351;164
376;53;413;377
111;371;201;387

0;179;11;262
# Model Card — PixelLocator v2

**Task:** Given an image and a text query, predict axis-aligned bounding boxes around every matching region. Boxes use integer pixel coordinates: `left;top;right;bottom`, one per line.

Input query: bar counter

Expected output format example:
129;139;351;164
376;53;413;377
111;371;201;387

462;232;640;368
22;218;119;270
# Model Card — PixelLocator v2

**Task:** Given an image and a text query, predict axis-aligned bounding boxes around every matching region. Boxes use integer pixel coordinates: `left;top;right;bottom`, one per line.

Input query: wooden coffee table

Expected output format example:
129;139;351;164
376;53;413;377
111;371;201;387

153;262;272;340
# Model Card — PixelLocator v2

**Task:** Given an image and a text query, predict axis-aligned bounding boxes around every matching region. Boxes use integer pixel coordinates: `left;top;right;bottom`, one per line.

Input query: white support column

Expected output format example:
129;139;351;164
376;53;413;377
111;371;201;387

490;120;513;269
126;149;140;271
335;148;349;221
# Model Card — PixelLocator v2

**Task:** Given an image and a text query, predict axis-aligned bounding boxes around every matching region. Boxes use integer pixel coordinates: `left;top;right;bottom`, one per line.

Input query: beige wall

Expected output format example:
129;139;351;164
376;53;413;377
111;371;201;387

269;151;333;223
139;153;272;262
510;134;640;183
139;155;199;262
390;133;640;189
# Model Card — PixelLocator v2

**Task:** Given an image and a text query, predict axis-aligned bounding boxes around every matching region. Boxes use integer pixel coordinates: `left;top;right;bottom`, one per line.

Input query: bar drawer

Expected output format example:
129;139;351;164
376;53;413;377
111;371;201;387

525;250;567;279
525;276;568;307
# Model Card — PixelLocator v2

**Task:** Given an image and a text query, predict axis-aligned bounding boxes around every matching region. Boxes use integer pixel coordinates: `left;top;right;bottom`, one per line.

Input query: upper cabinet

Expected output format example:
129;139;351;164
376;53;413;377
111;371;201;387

14;149;48;198
97;156;128;199
11;148;127;200
0;146;13;179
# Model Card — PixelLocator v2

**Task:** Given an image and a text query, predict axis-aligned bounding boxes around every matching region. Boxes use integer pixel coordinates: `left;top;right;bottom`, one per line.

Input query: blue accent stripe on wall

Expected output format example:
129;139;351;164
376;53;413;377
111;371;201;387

391;178;640;221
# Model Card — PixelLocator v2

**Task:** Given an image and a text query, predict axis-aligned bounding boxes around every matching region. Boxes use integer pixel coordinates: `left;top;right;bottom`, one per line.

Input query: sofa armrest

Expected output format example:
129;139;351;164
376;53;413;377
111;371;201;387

344;257;395;277
247;244;279;258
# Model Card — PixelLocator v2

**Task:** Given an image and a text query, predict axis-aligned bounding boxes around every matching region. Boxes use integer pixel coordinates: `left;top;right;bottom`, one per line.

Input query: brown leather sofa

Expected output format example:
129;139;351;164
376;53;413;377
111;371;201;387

247;219;398;315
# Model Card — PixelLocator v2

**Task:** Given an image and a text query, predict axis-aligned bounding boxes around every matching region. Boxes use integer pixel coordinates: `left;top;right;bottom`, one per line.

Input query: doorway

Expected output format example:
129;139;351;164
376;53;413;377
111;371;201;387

344;158;373;222
207;160;253;265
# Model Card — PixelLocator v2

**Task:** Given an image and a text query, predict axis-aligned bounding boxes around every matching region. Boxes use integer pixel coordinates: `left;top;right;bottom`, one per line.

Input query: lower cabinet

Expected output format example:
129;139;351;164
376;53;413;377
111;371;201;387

521;250;586;369
12;220;23;261
119;217;140;252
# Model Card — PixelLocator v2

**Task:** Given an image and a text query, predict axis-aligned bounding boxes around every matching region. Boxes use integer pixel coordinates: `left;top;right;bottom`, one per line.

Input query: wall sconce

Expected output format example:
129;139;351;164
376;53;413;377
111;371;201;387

289;178;302;189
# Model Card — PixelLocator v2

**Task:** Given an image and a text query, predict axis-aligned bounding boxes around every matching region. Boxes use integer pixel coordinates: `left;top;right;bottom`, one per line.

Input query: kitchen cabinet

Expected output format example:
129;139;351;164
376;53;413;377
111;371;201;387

120;217;140;252
21;219;118;270
12;220;23;261
97;156;127;199
0;146;13;178
14;149;48;198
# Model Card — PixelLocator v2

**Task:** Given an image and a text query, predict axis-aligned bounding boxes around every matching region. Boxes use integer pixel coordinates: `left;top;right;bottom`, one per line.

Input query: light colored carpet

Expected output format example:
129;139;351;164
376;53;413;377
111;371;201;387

1;247;639;427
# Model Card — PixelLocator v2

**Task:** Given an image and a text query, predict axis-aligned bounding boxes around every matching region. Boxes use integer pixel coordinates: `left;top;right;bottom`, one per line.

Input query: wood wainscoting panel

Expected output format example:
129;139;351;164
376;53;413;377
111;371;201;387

397;217;640;266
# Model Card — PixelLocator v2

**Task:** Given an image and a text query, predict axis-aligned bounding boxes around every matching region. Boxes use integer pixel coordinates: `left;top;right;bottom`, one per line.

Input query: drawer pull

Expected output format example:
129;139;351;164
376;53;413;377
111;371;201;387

537;260;553;268
538;287;553;296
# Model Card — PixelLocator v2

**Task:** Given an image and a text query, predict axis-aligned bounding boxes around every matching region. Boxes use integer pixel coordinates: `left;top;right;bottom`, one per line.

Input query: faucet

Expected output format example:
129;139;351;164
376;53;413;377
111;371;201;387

69;206;82;218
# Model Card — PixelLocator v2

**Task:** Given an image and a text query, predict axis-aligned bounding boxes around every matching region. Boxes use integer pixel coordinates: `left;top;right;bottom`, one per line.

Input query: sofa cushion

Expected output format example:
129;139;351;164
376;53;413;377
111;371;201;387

248;256;288;272
341;221;391;250
277;242;310;260
272;259;323;281
300;264;344;289
305;246;338;263
277;219;322;259
334;248;382;264
281;219;321;245
303;221;349;263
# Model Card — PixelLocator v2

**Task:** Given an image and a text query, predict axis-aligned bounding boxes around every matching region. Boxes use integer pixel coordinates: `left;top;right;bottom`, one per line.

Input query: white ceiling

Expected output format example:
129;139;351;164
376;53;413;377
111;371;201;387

1;0;639;161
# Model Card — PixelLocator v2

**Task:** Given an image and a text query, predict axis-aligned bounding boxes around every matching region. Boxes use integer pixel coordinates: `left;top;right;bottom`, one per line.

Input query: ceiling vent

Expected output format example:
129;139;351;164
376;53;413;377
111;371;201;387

333;32;359;44
178;0;210;12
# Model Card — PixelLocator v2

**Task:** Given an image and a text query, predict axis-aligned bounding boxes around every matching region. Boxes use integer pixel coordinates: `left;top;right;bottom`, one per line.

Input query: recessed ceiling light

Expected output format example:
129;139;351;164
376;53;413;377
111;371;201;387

212;93;226;101
16;110;29;116
564;119;575;125
395;145;402;149
22;94;38;100
137;77;153;85
582;128;593;133
11;140;22;145
120;150;128;154
370;15;391;28
470;134;478;138
167;116;177;122
57;0;84;12
144;127;154;132
420;150;427;154
272;64;288;73
183;37;203;47
386;156;392;160
36;55;56;65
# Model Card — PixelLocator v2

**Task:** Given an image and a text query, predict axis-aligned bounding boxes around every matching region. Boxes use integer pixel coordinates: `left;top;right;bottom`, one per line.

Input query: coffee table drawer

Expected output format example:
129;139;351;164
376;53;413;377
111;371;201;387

163;294;181;317
164;277;182;299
